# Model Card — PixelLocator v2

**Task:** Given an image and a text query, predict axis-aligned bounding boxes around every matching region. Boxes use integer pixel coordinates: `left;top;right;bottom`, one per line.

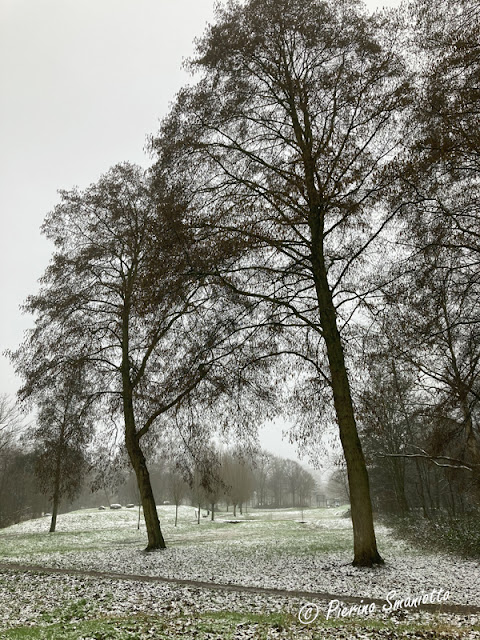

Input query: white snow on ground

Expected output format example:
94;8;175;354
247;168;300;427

0;569;478;638
0;570;297;632
2;507;478;607
0;507;479;637
7;542;479;606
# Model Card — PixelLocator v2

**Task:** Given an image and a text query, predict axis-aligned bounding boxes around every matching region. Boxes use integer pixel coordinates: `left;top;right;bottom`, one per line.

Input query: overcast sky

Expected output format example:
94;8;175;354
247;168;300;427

1;0;401;461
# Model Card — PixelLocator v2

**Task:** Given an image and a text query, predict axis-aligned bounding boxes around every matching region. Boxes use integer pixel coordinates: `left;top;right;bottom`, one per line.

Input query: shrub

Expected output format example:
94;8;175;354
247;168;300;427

384;512;480;558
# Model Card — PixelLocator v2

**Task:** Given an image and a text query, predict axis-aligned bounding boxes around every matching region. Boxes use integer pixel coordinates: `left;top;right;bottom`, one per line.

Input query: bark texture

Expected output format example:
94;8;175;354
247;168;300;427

122;317;165;551
310;213;383;566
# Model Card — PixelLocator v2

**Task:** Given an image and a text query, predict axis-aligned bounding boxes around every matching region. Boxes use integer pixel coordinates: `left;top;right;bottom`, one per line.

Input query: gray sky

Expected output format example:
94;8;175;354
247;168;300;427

1;0;401;461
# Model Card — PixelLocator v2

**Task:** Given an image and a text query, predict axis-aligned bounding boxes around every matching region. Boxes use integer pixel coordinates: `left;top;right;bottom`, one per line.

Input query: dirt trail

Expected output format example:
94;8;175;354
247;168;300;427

1;561;479;616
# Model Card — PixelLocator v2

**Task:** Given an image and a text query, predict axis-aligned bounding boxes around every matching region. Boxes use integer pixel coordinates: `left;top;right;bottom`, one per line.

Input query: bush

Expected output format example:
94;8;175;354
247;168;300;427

384;512;480;558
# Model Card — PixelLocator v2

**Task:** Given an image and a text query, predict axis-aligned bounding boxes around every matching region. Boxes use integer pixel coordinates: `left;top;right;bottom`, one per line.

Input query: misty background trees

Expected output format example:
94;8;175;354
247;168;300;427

3;0;480;564
0;438;324;529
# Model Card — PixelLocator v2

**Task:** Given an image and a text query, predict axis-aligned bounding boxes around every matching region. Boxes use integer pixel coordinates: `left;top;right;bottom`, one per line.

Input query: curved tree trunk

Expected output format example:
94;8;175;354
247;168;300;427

125;426;165;550
122;366;165;549
122;298;165;551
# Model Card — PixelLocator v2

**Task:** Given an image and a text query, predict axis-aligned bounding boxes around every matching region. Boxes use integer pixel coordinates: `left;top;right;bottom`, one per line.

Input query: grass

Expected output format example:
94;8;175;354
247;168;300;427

0;506;477;639
2;609;479;639
0;505;355;558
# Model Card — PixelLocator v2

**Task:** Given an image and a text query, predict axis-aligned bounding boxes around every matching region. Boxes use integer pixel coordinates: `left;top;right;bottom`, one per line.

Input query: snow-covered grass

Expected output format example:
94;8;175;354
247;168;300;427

0;505;356;557
0;505;479;638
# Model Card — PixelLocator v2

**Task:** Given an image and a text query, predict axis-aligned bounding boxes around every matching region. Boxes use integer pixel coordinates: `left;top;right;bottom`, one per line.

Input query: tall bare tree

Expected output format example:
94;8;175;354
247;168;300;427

152;0;410;564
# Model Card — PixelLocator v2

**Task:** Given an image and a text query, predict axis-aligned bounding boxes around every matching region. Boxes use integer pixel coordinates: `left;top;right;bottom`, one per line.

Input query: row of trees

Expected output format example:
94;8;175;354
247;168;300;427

8;0;480;565
116;450;317;519
0;406;319;528
0;395;46;526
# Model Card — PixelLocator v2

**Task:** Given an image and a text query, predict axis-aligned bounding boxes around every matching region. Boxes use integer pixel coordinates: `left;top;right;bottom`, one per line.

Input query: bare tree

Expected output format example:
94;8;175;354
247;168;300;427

167;466;188;526
152;0;410;565
221;452;255;517
0;394;24;452
9;163;236;549
27;366;94;532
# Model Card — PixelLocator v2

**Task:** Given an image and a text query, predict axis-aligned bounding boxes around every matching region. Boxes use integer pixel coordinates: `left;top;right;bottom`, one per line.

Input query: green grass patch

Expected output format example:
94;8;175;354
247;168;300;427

0;530;144;558
1;608;478;639
0;615;170;639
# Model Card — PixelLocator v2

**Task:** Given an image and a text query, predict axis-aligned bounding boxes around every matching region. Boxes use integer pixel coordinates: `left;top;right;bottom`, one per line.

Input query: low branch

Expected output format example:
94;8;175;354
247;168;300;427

377;450;478;472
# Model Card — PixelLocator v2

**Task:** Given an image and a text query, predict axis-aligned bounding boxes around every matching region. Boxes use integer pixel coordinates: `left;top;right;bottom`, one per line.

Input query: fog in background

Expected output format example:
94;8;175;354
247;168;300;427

0;0;401;463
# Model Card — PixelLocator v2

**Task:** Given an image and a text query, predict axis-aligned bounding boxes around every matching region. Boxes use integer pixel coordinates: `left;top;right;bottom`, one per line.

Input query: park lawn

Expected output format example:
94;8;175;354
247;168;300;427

0;505;356;558
0;506;478;639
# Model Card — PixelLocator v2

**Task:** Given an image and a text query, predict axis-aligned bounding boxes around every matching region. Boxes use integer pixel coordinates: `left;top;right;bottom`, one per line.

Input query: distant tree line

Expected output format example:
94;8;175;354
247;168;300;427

0;415;319;527
0;395;45;527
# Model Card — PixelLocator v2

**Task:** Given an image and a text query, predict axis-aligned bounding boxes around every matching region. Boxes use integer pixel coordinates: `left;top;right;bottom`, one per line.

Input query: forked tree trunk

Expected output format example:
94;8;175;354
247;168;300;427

311;221;383;566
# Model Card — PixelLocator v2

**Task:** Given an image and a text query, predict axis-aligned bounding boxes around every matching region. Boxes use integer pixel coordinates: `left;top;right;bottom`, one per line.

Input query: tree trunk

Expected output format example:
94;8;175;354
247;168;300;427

49;424;65;533
310;225;383;566
49;467;61;533
175;503;178;527
123;391;165;549
122;302;165;551
125;431;165;550
447;475;456;517
417;476;429;518
211;502;215;521
49;494;59;533
392;459;409;514
233;503;237;517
